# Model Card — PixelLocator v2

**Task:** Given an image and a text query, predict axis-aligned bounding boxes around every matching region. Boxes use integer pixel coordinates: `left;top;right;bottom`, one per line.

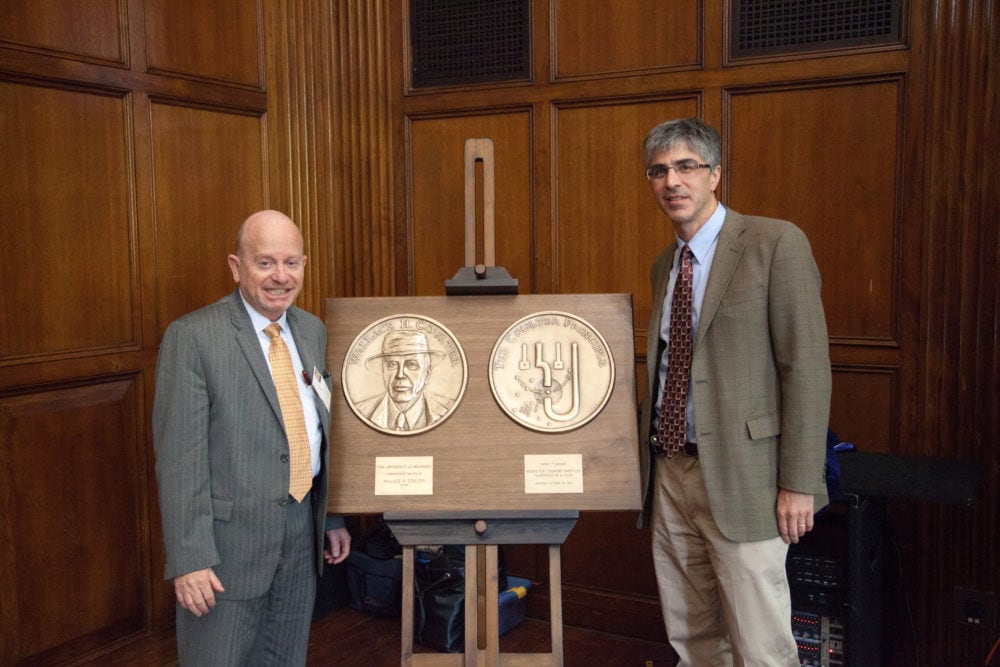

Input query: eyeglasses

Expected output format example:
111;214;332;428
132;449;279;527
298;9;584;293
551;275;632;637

645;160;711;181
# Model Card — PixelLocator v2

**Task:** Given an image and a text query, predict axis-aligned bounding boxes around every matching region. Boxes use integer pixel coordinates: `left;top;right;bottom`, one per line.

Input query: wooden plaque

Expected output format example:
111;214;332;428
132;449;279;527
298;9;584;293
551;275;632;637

325;294;640;513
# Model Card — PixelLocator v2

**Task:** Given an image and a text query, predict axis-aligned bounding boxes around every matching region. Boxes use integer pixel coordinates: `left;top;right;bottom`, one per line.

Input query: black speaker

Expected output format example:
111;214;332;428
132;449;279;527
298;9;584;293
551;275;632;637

789;450;982;666
837;451;981;505
789;496;883;666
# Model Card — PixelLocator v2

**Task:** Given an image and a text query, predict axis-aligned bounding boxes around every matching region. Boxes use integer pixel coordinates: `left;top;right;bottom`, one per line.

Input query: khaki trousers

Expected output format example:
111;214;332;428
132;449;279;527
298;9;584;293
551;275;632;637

651;454;799;667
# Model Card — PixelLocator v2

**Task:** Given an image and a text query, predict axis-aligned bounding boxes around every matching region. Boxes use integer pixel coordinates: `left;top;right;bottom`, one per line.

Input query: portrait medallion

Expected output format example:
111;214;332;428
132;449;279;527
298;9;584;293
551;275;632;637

489;311;615;433
342;314;468;436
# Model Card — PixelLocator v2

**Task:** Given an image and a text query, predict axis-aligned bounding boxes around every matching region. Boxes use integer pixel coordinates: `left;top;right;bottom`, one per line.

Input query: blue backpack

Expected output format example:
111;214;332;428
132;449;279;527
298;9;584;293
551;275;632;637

824;427;856;503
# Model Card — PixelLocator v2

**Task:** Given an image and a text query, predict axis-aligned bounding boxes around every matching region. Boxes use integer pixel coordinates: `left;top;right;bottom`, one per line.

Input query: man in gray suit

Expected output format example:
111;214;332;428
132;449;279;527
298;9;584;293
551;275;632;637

637;119;831;666
154;210;351;665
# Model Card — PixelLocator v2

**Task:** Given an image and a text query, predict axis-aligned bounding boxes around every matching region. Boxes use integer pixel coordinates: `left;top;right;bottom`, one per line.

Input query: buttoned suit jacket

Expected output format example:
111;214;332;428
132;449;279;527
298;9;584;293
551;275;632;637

154;289;334;598
638;210;832;542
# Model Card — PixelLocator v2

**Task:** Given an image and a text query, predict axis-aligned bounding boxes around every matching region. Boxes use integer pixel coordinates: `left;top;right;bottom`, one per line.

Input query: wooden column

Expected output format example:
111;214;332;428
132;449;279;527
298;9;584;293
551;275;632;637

264;0;396;305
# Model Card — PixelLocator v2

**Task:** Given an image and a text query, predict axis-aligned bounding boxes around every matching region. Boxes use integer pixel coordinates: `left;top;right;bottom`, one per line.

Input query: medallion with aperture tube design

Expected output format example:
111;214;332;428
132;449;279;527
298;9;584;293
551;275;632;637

489;311;615;433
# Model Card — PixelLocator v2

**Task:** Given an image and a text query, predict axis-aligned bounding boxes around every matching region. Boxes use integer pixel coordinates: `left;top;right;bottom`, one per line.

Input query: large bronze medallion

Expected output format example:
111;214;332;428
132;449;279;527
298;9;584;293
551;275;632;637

489;311;615;433
342;314;468;436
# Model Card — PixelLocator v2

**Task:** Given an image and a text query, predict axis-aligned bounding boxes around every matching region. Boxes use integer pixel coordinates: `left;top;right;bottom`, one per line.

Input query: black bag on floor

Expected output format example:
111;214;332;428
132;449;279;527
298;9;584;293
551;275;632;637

345;521;403;616
413;546;509;653
414;549;466;652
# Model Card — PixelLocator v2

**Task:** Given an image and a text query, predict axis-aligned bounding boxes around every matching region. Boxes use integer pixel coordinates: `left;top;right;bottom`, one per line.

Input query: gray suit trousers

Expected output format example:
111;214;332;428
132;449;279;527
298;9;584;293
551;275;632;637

175;495;316;667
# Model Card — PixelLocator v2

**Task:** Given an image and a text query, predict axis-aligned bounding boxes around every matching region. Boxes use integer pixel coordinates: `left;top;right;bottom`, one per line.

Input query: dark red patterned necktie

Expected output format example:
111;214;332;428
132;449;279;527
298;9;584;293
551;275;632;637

654;245;693;457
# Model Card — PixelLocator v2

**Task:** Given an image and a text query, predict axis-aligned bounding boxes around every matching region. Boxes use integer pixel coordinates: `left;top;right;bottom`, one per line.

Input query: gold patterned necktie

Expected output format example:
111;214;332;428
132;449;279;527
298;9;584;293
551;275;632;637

655;244;694;457
264;323;312;501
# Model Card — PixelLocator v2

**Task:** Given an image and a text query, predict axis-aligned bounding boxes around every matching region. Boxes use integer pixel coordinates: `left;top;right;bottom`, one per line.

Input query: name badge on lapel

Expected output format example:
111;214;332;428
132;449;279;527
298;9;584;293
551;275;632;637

312;367;332;412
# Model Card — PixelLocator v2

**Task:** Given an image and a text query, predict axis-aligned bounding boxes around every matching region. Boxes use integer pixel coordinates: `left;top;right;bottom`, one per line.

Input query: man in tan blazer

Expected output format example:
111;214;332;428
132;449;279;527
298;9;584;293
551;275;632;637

154;210;351;665
637;119;831;666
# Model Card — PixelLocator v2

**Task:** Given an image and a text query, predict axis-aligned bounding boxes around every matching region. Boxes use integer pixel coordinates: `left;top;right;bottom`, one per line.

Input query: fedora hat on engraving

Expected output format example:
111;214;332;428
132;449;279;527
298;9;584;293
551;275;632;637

365;329;442;371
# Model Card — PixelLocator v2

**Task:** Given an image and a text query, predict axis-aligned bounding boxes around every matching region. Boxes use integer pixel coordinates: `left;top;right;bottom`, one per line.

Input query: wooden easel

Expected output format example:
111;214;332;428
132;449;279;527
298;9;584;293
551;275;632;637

394;140;572;665
385;510;577;666
444;138;518;295
323;137;640;665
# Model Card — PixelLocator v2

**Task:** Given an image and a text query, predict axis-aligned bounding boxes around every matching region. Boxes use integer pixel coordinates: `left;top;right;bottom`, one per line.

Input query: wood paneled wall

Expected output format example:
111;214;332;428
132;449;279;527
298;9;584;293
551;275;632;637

1;0;997;665
0;0;388;662
391;1;999;665
0;0;269;660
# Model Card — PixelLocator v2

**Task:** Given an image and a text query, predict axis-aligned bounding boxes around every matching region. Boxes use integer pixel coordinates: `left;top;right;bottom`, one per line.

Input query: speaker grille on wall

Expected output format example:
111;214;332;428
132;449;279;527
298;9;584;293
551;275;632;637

410;0;530;88
731;0;902;59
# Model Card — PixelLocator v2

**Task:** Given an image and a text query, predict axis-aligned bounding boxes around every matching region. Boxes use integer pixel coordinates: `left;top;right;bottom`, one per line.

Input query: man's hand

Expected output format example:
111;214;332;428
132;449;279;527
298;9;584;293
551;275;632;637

776;488;815;545
173;567;225;617
324;527;351;565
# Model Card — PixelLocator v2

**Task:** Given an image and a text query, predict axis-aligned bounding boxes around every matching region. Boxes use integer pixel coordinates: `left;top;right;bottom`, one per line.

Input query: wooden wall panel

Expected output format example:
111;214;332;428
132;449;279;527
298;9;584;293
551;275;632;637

144;0;263;87
0;378;146;664
264;0;396;304
726;79;902;344
0;0;124;64
564;509;657;586
830;366;896;452
407;111;534;295
0;0;347;661
900;2;999;663
563;514;666;639
553;97;697;349
552;0;700;79
149;102;266;335
0;81;135;362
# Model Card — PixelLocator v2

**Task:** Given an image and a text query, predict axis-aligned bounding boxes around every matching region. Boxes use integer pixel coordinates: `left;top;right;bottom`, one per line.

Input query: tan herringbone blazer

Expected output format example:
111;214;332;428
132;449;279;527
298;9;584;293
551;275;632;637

638;210;832;541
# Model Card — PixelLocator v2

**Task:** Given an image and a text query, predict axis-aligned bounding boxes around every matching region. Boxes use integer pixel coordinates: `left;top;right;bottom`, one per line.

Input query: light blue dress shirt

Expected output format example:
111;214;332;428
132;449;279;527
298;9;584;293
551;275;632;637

655;202;727;444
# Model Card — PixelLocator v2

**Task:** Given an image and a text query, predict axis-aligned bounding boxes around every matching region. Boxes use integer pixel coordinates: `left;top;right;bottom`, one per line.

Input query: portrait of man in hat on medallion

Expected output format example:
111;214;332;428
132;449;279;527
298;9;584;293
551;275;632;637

355;329;455;432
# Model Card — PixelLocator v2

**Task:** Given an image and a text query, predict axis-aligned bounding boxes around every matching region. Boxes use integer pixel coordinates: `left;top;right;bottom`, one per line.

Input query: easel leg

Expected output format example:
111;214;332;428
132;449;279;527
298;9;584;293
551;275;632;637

463;544;501;665
484;545;500;659
401;545;415;666
549;545;564;665
464;545;478;662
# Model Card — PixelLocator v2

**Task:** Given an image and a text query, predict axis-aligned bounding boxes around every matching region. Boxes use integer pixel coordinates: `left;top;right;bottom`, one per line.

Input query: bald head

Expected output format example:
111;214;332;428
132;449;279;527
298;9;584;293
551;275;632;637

227;210;307;320
235;209;302;257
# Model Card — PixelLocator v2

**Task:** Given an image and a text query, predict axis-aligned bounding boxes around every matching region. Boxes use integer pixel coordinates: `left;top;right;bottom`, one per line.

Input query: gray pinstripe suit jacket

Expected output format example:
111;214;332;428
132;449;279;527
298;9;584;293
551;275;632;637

638;210;832;542
154;289;336;598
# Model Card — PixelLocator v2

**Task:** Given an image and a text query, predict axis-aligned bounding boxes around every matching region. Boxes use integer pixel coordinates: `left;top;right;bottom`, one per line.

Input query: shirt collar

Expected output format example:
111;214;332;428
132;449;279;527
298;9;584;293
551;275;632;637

677;202;726;264
239;293;289;335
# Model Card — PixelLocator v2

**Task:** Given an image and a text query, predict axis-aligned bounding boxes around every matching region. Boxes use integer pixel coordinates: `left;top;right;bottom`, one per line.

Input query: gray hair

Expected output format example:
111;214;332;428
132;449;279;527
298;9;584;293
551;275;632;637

643;118;721;168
